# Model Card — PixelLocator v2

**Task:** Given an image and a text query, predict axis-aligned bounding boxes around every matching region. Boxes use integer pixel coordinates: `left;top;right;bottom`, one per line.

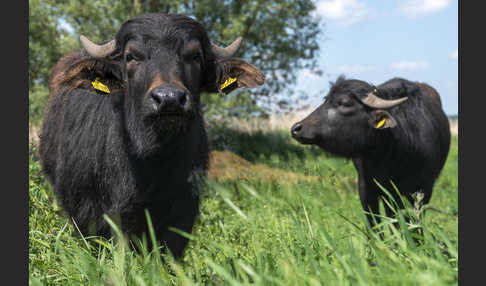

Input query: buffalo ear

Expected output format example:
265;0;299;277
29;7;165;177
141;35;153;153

204;58;265;94
369;110;398;129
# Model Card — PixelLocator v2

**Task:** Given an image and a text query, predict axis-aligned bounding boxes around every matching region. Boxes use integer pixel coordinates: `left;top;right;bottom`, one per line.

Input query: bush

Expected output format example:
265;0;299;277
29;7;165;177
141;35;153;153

29;84;49;126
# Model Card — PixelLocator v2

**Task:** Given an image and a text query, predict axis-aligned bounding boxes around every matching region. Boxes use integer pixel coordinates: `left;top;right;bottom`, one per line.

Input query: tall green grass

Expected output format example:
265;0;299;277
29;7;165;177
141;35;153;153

29;128;458;285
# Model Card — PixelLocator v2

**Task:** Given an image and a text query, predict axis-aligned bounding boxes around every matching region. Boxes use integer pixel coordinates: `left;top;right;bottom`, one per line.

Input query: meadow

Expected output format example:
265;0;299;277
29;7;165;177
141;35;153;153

29;119;458;285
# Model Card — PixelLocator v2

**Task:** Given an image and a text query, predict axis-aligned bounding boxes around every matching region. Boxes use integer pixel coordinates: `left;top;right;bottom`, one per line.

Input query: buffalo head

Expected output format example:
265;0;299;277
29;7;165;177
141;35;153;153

79;13;264;139
291;76;408;157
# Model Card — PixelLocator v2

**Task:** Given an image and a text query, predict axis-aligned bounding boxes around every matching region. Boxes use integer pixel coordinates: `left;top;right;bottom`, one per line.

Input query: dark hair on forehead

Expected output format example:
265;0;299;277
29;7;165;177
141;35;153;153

115;13;212;52
328;75;373;99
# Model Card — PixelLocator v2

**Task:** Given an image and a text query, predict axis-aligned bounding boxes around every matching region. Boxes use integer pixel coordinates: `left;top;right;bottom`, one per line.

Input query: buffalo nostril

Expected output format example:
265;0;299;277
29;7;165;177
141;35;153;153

292;123;302;135
177;92;187;107
151;92;162;106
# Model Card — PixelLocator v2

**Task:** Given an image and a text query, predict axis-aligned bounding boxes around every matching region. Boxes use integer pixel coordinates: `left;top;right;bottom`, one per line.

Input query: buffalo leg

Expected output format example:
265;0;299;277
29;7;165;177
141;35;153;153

358;183;381;229
155;192;199;259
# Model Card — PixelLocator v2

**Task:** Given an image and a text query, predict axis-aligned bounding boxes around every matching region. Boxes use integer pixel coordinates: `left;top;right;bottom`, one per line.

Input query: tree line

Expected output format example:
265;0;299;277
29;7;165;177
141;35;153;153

29;0;323;123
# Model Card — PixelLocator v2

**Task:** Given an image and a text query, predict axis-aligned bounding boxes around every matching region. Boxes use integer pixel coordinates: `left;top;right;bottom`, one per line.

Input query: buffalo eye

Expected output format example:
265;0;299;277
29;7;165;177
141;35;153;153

125;52;144;63
125;54;135;62
192;52;202;63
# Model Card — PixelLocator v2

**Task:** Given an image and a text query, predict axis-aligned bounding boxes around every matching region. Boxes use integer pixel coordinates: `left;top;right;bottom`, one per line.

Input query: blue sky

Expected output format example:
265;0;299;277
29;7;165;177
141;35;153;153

294;0;458;115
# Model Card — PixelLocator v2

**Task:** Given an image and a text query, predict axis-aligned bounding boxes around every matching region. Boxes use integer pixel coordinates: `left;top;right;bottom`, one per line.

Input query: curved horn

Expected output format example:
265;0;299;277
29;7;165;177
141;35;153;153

211;37;243;59
361;92;408;109
80;35;116;58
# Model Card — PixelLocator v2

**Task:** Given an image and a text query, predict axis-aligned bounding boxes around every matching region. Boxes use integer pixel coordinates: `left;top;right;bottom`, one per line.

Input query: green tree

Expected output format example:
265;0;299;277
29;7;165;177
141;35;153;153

30;0;322;120
29;0;61;89
29;0;79;124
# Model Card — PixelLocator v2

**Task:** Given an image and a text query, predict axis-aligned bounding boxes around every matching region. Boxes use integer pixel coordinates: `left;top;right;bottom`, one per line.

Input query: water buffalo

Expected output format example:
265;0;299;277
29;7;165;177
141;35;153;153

291;76;450;228
39;13;264;258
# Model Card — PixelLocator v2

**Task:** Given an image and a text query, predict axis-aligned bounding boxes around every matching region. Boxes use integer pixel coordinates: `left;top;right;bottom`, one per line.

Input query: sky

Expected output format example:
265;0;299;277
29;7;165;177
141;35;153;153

294;0;458;115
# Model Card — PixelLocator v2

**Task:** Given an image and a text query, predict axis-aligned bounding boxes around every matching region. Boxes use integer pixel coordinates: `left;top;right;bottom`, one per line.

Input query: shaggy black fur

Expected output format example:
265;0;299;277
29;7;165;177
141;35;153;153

291;76;451;227
39;13;263;258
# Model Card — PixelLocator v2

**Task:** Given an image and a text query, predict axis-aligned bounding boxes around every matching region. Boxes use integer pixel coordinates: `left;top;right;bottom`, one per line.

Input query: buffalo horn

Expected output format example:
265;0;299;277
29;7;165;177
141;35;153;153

361;92;408;109
211;37;243;59
80;35;116;58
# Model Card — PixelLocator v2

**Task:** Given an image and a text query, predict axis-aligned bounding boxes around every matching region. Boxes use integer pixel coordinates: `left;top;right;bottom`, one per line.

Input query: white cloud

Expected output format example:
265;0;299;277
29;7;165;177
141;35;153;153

390;60;430;71
315;0;368;27
337;64;372;74
451;49;458;60
400;0;451;16
300;69;324;80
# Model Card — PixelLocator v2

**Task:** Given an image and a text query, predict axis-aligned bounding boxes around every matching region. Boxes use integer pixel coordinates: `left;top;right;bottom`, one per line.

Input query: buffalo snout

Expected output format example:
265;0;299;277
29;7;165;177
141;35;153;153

291;121;316;144
291;122;302;136
149;85;189;114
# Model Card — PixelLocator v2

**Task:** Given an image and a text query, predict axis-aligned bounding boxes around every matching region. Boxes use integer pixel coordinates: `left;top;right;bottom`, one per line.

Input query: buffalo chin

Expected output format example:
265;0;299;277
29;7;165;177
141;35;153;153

291;134;317;145
315;139;363;158
293;134;358;158
146;112;193;136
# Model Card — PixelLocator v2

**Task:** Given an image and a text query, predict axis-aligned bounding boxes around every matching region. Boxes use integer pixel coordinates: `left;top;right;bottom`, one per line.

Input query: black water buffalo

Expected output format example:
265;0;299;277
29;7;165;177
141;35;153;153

39;13;264;258
291;76;450;227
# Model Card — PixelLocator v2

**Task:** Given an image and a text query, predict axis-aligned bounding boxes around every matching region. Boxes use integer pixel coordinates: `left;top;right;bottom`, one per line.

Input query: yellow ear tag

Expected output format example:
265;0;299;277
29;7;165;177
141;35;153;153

376;117;386;128
92;78;110;94
220;76;237;90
